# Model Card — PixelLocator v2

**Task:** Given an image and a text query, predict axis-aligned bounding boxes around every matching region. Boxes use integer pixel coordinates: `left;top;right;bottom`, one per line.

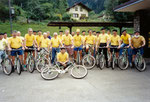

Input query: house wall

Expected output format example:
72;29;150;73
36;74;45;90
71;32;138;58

68;5;89;20
134;10;150;58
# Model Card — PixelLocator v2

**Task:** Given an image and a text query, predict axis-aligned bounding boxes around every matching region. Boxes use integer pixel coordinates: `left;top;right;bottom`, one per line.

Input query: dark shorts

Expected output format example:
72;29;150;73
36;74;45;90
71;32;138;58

110;45;119;53
25;46;34;52
132;48;144;55
74;45;83;51
11;47;23;56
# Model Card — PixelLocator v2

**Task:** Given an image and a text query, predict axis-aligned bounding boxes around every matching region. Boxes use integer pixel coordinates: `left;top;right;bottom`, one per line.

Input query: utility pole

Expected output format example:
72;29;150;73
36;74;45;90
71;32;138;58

9;0;13;34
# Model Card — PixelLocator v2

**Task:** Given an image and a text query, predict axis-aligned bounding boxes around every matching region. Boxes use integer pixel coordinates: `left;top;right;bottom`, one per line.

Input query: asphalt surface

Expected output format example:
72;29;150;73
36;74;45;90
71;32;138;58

0;65;150;102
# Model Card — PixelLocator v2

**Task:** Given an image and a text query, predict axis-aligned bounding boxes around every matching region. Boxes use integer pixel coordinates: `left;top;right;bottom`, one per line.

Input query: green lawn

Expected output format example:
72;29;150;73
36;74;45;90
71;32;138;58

0;22;134;37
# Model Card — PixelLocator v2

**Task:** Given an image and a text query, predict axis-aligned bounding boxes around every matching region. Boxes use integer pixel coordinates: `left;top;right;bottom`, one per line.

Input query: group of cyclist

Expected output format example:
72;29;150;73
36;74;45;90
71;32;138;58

0;27;146;71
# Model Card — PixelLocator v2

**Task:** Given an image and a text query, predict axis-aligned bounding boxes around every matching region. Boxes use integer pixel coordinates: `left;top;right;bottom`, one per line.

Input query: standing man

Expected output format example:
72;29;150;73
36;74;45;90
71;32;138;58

36;30;43;48
96;28;110;67
120;30;132;66
131;31;145;67
62;30;73;58
8;30;24;69
72;29;83;63
58;31;63;42
24;28;37;68
47;31;51;40
50;32;63;64
85;29;95;55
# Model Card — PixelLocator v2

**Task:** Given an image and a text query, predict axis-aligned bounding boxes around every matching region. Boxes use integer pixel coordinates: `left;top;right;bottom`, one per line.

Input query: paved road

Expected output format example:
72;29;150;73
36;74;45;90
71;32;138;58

0;66;150;102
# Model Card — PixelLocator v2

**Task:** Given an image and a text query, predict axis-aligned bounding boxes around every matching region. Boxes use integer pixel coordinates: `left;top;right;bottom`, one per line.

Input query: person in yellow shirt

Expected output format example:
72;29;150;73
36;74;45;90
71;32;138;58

96;28;110;67
119;29;132;66
81;30;86;45
36;30;43;48
72;29;83;62
50;32;63;64
57;47;70;68
8;30;24;68
58;31;63;42
85;29;95;55
71;31;75;37
24;28;37;68
110;30;121;59
62;30;73;57
131;31;145;66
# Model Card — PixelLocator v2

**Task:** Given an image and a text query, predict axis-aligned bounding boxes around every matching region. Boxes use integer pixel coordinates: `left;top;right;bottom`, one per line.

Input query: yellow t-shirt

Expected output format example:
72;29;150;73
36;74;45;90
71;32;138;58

58;35;63;41
19;36;24;41
81;35;86;43
121;34;131;44
73;35;82;47
62;34;72;45
131;36;145;48
85;35;95;45
95;35;100;45
51;37;61;48
110;35;120;46
41;38;51;48
25;34;35;46
36;35;43;46
57;52;69;63
8;37;22;49
0;39;7;50
99;34;109;43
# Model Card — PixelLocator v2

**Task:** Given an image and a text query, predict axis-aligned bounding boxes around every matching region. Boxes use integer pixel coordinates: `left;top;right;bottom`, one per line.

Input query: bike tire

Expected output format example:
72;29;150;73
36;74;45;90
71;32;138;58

41;67;59;80
16;58;22;75
2;58;12;75
27;57;35;73
118;55;129;70
134;56;146;72
112;58;115;70
82;55;96;70
99;55;105;70
36;58;50;73
71;65;88;79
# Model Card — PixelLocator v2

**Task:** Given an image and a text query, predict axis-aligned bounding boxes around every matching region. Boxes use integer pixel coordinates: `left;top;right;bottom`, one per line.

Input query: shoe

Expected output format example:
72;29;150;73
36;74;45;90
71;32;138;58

129;63;132;68
23;65;27;71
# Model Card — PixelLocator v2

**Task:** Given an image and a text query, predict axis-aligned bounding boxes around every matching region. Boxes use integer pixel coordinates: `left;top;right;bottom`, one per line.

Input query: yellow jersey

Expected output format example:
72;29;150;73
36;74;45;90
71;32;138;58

0;39;7;50
110;35;120;46
131;36;145;48
57;52;69;63
36;35;43;46
85;35;95;45
62;34;72;45
41;38;51;48
99;34;109;43
51;37;61;48
8;37;22;49
58;35;63;41
121;34;131;44
25;34;35;46
73;35;82;47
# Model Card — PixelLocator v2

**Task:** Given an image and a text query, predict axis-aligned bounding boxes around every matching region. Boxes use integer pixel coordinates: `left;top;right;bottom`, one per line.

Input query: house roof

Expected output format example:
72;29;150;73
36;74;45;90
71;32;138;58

66;2;92;12
114;0;150;12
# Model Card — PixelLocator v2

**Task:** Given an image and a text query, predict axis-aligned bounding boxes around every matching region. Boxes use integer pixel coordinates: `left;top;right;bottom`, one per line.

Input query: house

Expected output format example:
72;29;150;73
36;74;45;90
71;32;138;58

66;2;92;20
114;0;150;57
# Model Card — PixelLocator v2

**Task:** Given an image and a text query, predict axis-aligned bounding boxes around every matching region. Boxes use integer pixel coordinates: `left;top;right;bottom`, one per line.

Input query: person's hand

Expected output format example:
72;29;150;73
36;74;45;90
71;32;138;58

8;48;11;51
38;47;40;51
127;45;130;48
106;45;109;48
92;47;94;50
118;46;120;49
50;47;52;51
22;47;25;50
131;46;134;49
71;46;74;49
25;46;28;49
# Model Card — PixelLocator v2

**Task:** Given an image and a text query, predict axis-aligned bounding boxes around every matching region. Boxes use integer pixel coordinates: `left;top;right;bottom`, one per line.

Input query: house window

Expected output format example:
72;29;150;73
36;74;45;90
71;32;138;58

73;13;79;18
75;7;78;11
80;7;83;12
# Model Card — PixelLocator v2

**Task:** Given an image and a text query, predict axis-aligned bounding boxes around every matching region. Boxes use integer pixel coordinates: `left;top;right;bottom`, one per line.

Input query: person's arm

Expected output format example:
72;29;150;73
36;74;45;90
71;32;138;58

142;37;146;47
106;36;110;48
128;37;131;47
63;53;69;64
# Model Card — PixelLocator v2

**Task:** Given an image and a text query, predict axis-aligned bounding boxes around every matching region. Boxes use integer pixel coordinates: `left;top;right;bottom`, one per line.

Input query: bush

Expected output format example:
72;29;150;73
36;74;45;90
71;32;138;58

62;13;71;21
16;16;27;24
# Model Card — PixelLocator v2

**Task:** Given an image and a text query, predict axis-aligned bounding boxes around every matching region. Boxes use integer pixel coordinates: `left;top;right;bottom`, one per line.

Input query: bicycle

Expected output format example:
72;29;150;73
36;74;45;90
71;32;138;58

134;47;146;72
36;48;51;73
11;49;23;75
0;50;12;75
41;61;88;80
82;45;96;70
26;48;36;73
118;47;129;70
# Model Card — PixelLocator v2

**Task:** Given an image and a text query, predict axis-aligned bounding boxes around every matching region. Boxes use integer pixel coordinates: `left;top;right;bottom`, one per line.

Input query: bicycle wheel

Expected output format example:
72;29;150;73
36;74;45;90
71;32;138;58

99;55;105;70
27;57;35;73
1;58;12;75
118;55;129;70
96;55;99;67
16;58;22;75
71;65;88;79
36;58;50;73
112;58;115;70
134;56;146;72
41;67;59;80
82;55;95;70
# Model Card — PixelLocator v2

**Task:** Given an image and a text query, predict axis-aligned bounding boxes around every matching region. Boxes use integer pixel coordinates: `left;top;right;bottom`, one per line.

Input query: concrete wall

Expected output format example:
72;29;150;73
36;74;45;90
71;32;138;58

68;5;89;20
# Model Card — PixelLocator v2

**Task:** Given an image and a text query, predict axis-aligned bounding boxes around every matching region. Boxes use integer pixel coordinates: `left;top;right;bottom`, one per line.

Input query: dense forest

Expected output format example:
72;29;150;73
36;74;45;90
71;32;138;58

0;0;133;23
